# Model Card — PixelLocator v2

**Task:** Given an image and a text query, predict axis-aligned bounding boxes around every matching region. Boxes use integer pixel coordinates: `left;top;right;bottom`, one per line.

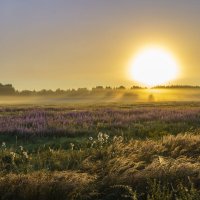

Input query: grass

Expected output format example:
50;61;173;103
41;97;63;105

0;133;200;199
0;103;200;199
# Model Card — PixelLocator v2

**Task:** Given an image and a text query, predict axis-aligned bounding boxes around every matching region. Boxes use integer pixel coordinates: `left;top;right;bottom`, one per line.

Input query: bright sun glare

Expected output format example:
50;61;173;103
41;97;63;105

130;47;179;87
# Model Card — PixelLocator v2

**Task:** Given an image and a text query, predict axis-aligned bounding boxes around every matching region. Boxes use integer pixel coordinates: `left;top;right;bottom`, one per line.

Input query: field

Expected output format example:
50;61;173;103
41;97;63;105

0;102;200;199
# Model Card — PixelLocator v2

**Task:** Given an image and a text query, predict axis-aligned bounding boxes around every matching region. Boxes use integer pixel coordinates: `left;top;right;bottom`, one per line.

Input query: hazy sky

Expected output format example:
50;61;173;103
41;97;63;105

0;0;200;90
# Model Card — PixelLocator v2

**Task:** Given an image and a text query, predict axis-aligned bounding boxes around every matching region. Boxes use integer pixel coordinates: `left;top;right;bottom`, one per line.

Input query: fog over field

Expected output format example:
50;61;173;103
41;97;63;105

1;88;200;105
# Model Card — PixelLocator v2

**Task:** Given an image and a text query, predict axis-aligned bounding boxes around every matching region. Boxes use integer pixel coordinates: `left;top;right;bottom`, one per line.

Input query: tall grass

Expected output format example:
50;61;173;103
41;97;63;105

0;133;200;199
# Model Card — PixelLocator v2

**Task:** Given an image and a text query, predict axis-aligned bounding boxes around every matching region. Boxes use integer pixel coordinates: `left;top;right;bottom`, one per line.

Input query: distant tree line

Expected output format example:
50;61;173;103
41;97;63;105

0;83;15;95
0;83;200;96
153;85;200;89
0;83;144;96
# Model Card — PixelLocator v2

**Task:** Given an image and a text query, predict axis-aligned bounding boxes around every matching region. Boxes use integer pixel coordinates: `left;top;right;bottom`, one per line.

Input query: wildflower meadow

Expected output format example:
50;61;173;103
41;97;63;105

0;103;199;199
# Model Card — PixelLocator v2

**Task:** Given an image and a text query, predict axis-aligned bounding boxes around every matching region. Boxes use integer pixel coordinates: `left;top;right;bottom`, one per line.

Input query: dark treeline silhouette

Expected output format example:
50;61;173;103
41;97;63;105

0;83;15;95
153;85;200;89
0;83;143;96
0;83;200;96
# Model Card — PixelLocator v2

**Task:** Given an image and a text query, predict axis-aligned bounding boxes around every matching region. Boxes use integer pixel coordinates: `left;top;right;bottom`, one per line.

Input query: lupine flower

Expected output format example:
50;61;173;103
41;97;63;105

0;107;199;137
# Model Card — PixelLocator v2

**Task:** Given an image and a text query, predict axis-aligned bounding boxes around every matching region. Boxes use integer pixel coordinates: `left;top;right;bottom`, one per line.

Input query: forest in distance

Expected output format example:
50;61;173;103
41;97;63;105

1;83;200;104
1;83;200;96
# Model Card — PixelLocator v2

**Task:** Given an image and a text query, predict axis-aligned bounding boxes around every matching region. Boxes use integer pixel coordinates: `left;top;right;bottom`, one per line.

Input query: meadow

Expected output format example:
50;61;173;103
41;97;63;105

0;102;200;199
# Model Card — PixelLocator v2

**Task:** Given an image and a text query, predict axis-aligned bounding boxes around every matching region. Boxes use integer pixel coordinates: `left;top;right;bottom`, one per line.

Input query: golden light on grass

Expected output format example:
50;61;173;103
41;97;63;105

129;46;179;87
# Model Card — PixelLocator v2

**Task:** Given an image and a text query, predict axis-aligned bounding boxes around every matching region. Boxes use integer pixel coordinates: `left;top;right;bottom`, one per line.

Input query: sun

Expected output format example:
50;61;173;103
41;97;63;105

129;46;179;87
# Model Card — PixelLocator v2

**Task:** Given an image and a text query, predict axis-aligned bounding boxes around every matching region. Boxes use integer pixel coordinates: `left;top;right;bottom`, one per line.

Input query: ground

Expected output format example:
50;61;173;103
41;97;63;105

0;102;200;199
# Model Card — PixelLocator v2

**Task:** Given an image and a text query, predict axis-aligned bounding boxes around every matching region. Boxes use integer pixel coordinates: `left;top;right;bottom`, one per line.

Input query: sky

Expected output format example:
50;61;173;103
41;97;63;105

0;0;200;90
